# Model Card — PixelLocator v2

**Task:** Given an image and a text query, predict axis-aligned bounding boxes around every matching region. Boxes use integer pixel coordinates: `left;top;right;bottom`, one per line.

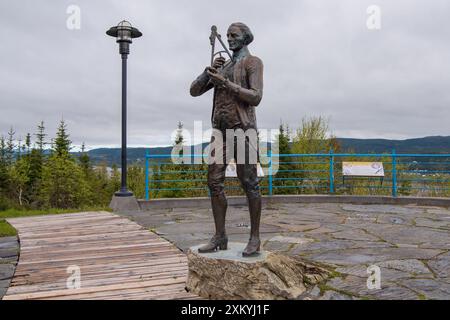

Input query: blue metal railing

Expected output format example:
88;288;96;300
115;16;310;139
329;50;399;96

144;150;450;200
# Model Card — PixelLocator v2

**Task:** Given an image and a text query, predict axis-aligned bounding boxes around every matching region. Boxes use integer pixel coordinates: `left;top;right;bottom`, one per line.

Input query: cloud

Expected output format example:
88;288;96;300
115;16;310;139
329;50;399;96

0;0;449;148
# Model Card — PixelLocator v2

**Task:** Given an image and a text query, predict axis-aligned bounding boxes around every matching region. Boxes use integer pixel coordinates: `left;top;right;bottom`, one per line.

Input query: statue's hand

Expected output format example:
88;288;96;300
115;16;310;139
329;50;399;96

212;57;226;69
207;68;227;87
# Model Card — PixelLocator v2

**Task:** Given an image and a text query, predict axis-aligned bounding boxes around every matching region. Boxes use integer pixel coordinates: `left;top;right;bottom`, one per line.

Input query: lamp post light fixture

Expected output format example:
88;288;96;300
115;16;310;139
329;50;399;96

106;21;142;198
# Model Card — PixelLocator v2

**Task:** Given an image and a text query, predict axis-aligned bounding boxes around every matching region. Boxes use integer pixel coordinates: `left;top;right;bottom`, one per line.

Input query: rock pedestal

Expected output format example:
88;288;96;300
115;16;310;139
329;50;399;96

186;242;331;300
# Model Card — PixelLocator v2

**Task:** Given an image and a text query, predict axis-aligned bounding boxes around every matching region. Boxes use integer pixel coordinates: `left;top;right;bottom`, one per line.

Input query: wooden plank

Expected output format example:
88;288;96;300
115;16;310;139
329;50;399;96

43;284;192;300
12;252;186;271
16;223;141;236
17;247;184;266
21;239;172;251
94;289;199;301
10;260;187;284
11;215;127;228
11;261;188;280
17;225;143;239
4;277;187;300
8;269;190;294
19;242;172;258
10;267;189;289
14;217;138;229
8;211;111;219
18;230;159;246
3;211;199;300
6;212;113;225
19;236;156;248
13;257;187;276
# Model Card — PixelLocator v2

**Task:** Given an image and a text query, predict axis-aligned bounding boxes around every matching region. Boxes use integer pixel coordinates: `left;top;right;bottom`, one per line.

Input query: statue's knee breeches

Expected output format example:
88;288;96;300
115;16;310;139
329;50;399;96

207;163;226;197
207;130;261;199
237;164;261;200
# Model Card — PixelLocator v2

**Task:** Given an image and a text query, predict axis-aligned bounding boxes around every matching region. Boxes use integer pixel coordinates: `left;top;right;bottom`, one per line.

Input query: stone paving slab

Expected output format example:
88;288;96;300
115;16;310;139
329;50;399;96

399;278;450;300
427;252;450;278
305;248;443;266
120;202;450;300
327;276;420;300
0;237;19;248
0;236;19;300
0;264;16;281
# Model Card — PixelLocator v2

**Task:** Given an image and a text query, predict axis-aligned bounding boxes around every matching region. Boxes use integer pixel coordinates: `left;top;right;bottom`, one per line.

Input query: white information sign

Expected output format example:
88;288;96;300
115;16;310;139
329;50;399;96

342;162;384;177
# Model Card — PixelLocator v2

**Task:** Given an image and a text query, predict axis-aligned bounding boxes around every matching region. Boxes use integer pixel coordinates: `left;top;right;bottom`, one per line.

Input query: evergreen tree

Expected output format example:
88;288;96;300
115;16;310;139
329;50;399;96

23;123;48;207
9;156;30;206
25;133;31;154
79;142;91;175
6;127;15;165
277;122;291;156
17;137;22;159
87;162;113;206
39;155;91;209
21;137;27;155
38;121;92;208
0;136;6;163
35;121;46;154
0;136;9;194
174;121;184;146
274;121;295;194
49;138;55;156
27;154;44;203
53;119;72;158
170;121;187;197
23;149;42;207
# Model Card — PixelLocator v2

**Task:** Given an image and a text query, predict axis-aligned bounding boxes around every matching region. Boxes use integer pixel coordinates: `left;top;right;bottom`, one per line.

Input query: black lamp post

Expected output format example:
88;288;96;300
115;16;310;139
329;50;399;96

106;21;142;197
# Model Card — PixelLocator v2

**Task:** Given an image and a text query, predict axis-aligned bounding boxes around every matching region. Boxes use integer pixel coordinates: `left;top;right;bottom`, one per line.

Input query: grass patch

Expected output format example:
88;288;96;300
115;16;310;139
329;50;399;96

318;283;363;299
0;206;113;237
329;270;344;279
0;206;112;219
0;220;16;237
418;293;427;300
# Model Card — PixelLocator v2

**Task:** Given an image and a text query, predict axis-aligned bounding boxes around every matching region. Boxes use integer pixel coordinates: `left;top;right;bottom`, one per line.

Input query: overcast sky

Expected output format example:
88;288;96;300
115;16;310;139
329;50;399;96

0;0;449;150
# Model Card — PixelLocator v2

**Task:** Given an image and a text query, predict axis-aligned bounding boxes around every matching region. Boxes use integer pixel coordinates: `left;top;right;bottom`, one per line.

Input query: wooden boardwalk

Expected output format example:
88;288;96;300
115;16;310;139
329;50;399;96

3;211;199;300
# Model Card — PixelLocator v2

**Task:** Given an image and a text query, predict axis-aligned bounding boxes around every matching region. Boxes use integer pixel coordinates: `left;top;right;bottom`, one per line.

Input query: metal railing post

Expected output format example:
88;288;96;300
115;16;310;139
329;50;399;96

268;149;273;196
392;149;397;197
329;150;335;194
145;149;149;200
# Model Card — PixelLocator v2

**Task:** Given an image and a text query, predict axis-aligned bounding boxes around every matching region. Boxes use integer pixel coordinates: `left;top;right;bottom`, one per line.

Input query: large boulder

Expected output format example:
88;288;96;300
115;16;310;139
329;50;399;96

186;242;331;300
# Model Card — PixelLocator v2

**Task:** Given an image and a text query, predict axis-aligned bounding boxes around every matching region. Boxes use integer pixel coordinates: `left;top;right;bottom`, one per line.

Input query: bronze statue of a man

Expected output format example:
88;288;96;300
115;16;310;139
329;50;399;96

190;22;264;256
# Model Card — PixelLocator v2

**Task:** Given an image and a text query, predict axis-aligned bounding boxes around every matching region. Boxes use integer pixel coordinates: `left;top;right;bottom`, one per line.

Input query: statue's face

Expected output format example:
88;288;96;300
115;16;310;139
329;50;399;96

227;25;246;52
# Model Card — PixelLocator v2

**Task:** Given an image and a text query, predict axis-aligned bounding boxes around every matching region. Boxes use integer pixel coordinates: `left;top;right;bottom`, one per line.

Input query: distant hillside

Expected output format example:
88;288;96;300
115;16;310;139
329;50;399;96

83;145;209;166
86;147;173;166
76;136;450;166
338;136;450;154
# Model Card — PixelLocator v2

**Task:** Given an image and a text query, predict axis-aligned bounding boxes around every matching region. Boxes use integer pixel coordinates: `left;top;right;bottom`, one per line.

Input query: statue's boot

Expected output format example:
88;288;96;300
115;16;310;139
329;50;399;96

242;196;261;257
198;194;228;253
